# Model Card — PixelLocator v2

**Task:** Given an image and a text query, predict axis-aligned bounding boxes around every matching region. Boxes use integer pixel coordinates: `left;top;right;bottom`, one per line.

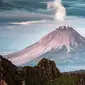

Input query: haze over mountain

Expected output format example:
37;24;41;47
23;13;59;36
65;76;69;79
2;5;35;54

5;26;85;69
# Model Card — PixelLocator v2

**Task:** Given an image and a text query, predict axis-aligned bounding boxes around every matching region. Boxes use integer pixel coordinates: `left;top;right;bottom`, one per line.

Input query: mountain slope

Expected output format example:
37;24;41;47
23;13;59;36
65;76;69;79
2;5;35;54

5;26;85;66
0;55;23;85
0;56;60;85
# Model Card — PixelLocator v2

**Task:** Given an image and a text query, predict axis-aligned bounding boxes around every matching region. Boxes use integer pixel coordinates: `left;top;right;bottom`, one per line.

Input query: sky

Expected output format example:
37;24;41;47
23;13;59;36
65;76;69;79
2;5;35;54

0;0;85;71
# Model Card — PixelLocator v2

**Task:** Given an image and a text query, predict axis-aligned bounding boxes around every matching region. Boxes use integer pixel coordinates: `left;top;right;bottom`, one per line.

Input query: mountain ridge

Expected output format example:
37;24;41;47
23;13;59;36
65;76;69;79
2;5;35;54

0;55;60;85
5;26;85;66
1;55;85;85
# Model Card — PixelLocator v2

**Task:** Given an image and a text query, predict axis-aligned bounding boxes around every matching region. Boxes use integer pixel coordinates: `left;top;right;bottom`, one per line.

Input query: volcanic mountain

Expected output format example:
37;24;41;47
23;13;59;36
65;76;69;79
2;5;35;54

5;26;85;66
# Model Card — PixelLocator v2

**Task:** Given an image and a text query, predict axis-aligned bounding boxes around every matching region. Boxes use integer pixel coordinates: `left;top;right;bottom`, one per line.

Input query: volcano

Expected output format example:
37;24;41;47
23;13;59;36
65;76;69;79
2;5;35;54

5;26;85;66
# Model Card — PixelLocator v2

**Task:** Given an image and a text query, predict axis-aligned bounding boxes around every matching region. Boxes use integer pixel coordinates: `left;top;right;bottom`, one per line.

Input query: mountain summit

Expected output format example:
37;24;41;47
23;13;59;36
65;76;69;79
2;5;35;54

39;26;85;53
5;26;85;65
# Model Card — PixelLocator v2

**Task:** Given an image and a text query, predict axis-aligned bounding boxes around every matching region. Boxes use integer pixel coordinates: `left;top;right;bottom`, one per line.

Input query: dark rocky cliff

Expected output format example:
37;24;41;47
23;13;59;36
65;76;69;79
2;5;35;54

0;55;23;85
0;55;60;85
1;55;85;85
22;58;60;85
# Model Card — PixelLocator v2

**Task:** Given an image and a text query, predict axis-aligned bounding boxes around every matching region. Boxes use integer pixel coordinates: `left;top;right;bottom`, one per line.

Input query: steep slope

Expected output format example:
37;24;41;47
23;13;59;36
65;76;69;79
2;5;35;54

1;56;85;85
0;56;60;85
23;58;60;85
5;26;85;66
0;55;23;85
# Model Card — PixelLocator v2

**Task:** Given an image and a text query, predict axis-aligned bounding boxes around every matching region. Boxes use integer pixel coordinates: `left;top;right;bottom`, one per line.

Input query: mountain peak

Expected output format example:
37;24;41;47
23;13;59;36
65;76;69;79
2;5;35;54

39;26;83;53
5;26;85;65
56;26;73;31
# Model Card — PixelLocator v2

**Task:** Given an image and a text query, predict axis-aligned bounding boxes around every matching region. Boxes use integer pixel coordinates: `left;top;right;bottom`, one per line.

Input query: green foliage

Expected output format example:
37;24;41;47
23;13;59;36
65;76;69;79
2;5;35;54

1;56;85;85
23;66;48;85
46;75;78;85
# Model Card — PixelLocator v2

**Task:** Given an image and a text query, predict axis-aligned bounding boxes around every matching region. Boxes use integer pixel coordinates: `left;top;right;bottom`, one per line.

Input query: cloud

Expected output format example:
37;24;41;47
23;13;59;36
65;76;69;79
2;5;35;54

0;10;53;23
10;20;47;25
0;51;13;56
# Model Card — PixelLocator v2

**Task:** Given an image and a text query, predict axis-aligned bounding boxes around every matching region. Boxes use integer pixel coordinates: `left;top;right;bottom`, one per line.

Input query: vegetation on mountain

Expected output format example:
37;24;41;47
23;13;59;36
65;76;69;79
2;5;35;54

0;55;85;85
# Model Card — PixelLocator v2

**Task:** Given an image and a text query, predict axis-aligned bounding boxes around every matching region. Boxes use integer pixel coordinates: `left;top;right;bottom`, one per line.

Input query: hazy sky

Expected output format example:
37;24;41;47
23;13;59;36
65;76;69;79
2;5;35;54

0;0;85;53
0;0;85;71
0;0;85;52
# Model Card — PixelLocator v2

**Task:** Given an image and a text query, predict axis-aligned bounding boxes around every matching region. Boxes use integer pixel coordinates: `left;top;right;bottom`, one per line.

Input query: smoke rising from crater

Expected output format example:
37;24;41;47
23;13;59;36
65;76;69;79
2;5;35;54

47;0;66;21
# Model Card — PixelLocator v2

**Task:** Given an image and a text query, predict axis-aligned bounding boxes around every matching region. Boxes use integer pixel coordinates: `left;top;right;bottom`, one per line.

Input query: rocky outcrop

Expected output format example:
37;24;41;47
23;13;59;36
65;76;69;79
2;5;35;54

1;55;85;85
0;80;7;85
37;58;60;80
0;56;60;85
23;58;60;85
0;55;23;85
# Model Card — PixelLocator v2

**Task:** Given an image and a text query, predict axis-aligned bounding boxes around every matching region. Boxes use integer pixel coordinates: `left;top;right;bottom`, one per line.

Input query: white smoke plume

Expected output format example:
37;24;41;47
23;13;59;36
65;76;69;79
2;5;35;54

47;0;66;21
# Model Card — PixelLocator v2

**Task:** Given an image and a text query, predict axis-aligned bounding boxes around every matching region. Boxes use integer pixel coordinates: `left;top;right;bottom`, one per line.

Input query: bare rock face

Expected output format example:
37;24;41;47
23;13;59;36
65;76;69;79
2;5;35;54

0;55;60;85
0;55;23;85
0;80;7;85
23;58;60;85
37;58;60;80
1;56;85;85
